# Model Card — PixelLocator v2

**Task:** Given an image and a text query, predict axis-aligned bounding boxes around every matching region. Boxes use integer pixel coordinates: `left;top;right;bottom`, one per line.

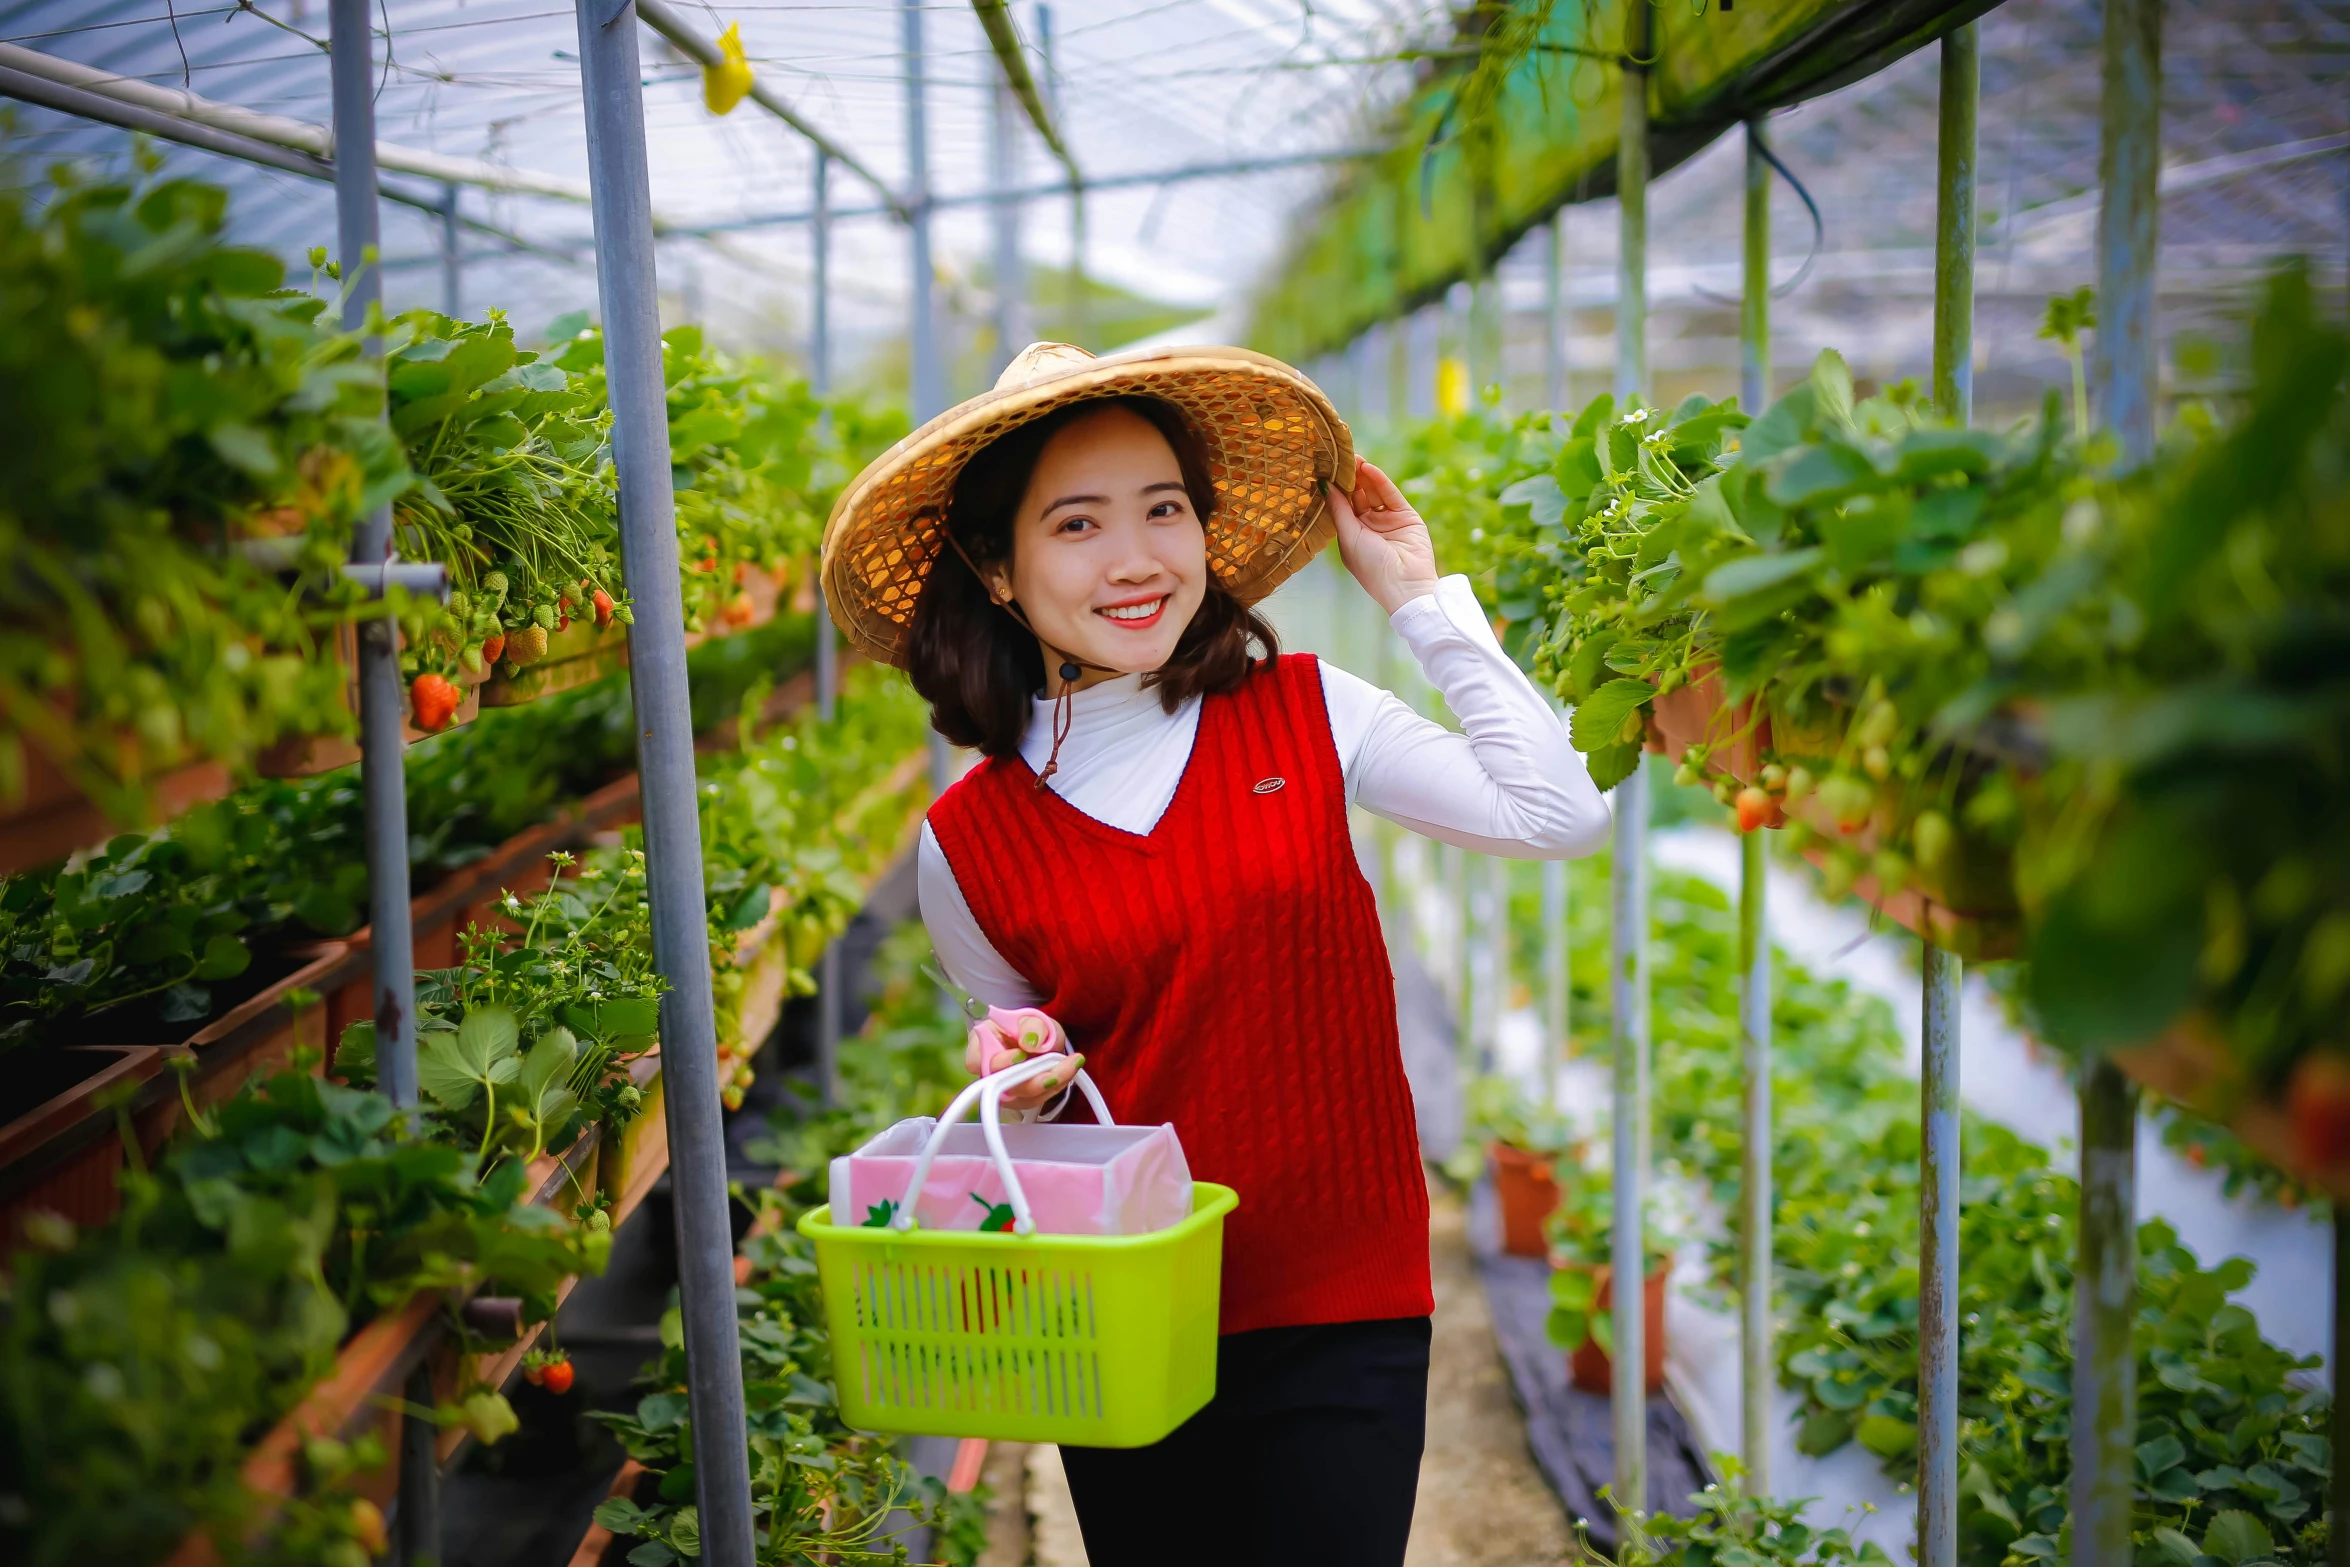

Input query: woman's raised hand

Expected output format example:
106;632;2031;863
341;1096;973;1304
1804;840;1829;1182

965;1005;1082;1111
1330;457;1439;616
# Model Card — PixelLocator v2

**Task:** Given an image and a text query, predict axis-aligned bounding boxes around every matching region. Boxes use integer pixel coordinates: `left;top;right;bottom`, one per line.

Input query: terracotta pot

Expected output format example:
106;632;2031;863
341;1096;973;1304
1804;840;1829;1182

1564;1256;1670;1395
1489;1142;1560;1257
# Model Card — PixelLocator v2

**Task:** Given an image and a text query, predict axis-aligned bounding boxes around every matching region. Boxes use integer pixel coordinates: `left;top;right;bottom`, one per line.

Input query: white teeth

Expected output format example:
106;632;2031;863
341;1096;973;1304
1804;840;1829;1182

1099;599;1164;621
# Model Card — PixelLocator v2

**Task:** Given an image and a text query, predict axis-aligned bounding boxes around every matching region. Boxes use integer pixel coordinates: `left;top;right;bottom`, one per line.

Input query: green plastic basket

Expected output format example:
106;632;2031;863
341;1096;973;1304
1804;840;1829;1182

798;1181;1238;1447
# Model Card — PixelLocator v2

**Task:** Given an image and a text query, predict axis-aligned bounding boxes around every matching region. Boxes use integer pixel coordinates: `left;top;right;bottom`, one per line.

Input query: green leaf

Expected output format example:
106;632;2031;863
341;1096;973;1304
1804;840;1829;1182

1569;678;1652;754
723;883;771;932
636;1390;690;1432
625;1543;678;1567
594;1497;649;1534
2202;1511;2272;1566
1809;349;1855;429
1797;1410;1854;1456
194;932;251;982
1586;738;1642;793
1701;546;1824;605
418;1004;520;1110
208;421;281;477
2138;1434;2187;1479
1856;1415;1918;1458
2141;1529;2201;1567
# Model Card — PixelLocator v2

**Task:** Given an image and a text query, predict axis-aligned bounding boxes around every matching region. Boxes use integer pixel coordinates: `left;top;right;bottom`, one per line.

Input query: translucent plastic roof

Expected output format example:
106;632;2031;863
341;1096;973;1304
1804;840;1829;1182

0;0;1442;389
5;0;2346;416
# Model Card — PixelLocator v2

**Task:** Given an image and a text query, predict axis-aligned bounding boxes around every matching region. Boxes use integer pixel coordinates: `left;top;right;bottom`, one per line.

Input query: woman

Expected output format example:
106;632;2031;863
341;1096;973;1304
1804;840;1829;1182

821;342;1609;1565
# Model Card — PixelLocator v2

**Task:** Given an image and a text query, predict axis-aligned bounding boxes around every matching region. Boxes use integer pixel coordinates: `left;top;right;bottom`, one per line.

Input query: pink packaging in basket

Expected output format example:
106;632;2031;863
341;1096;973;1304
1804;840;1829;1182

831;1117;1193;1236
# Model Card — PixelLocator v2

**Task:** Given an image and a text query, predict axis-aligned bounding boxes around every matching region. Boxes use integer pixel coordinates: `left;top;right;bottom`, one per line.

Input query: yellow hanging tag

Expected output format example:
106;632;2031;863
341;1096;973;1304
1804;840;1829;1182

704;22;755;116
1436;357;1470;419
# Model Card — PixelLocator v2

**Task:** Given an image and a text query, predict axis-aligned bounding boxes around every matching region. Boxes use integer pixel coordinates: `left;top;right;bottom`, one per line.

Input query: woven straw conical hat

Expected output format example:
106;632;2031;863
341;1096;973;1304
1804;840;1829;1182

820;340;1355;668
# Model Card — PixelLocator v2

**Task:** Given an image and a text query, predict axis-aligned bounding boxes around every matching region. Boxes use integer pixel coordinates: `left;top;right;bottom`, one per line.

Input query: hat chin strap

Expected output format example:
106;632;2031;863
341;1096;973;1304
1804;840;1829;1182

942;530;1115;792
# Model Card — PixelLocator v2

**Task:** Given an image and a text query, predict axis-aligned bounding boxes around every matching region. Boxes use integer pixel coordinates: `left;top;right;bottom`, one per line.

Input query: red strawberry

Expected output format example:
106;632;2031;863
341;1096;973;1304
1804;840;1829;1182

482;632;507;665
592;588;615;628
411;673;461;732
539;1355;574;1395
522;1362;546;1387
2287;1052;2350;1171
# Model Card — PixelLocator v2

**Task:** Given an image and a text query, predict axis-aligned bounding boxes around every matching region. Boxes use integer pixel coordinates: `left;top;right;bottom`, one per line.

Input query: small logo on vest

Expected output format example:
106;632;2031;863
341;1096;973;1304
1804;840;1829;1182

1252;777;1286;795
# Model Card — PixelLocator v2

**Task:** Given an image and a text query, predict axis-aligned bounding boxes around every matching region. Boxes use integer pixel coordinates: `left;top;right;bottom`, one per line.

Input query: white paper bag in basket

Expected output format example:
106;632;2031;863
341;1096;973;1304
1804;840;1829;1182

830;1053;1193;1236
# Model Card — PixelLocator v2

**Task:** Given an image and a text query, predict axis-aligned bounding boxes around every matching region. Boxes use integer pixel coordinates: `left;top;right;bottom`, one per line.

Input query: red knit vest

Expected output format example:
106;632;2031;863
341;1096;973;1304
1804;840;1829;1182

927;654;1432;1335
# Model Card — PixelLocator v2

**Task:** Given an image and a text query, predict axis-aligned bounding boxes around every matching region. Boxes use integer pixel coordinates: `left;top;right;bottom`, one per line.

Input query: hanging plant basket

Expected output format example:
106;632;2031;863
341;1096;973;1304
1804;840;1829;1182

2115;1018;2350;1207
255;624;488;777
479;620;631;708
682;561;785;651
1649;666;2025;958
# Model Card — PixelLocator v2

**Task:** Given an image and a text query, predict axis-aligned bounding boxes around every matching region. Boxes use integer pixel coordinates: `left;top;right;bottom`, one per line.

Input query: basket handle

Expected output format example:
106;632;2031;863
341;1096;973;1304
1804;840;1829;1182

890;1052;1111;1236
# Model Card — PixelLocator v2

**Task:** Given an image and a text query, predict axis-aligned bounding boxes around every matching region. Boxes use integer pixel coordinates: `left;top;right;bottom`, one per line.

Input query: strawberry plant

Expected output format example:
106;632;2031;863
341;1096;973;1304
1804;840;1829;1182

0;162;407;828
1589;1458;1892;1567
384;308;629;687
2005;268;2350;1119
590;1188;943;1566
0;1060;606;1564
338;850;662;1167
546;317;834;636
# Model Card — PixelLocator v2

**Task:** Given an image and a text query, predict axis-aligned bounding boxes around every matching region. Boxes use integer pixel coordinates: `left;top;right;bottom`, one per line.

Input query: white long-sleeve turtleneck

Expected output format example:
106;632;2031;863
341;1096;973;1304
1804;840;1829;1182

918;573;1612;1007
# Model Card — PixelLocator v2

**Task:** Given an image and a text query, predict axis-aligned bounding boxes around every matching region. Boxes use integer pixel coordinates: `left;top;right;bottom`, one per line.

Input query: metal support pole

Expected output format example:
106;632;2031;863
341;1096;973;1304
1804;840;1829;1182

811;151;831;398
573;7;754;1564
990;73;1029;376
1933;26;1979;424
903;0;943;422
1541;856;1567;1110
1447;843;1470;1033
2095;0;2162;462
2073;1058;2139;1567
1615;4;1650;403
1546;208;1567;411
1742;121;1770;415
1918;945;1962;1567
1491;853;1510;1069
398;1362;439;1565
332;4;426;1551
1610;4;1654;1520
329;0;417;1114
1738;830;1772;1492
1035;3;1086;352
1737;115;1775;1498
2333;1210;2348;1567
1610;756;1651;1519
2074;9;2161;1561
438;182;462;317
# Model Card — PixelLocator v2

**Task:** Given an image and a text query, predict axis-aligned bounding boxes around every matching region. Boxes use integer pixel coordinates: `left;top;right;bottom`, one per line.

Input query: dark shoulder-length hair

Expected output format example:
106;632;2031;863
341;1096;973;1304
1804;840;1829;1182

905;393;1279;758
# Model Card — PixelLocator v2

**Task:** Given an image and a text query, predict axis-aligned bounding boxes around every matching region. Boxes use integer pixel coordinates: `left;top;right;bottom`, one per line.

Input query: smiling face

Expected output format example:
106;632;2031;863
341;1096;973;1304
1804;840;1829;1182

982;403;1210;689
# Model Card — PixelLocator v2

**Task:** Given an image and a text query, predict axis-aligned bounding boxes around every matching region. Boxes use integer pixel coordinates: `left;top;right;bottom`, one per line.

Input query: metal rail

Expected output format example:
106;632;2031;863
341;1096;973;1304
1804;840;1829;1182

1916;32;1976;1567
1611;0;1654;1525
325;7;435;1560
0;42;595;203
2073;2;2163;1559
1737;118;1777;1499
573;4;756;1562
904;0;944;423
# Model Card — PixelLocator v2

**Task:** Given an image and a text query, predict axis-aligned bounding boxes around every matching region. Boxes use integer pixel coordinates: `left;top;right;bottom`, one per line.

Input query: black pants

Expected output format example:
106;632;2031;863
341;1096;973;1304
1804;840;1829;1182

1057;1316;1432;1567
